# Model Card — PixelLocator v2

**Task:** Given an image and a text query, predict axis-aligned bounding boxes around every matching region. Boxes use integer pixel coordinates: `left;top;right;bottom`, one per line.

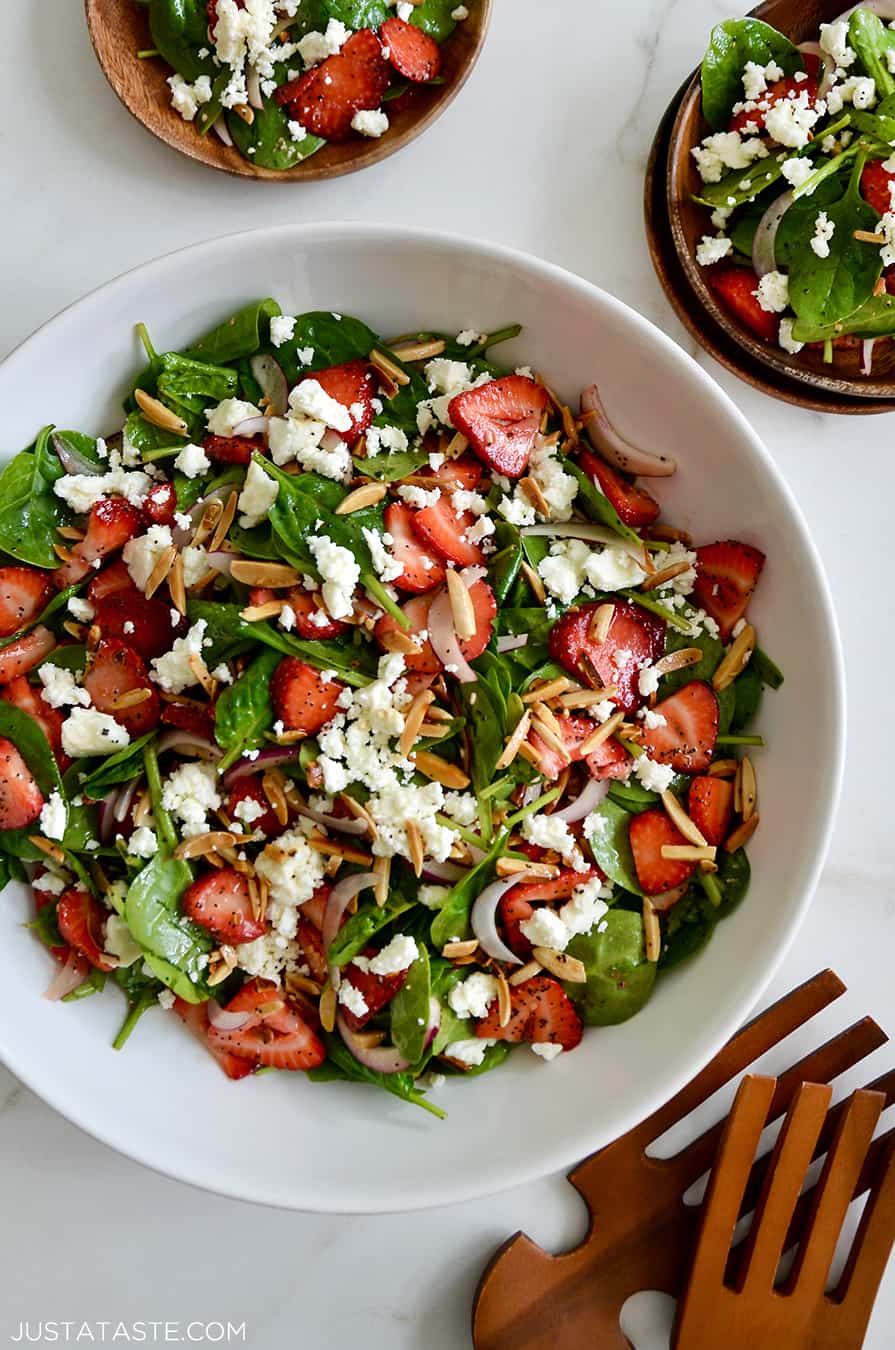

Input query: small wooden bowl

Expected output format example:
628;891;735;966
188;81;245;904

645;72;895;414
665;0;895;399
85;0;492;181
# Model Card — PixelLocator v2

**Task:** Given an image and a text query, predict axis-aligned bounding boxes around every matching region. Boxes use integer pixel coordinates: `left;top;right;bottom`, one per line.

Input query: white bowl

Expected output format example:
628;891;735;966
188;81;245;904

0;224;844;1213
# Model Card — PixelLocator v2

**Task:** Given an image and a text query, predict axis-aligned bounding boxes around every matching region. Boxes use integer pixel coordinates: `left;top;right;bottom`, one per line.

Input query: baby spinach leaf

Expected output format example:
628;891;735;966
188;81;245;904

125;410;187;458
354;450;430;482
730;666;762;732
662;625;723;696
123;852;211;1002
214;646;280;771
186;598;375;685
328;892;415;967
227;98;326;170
142;742;177;854
752;647;784;689
154;352;239;421
149;0;216;81
0;428;71;567
0;701;65;860
561;457;640;545
489;521;523;605
701;18;802;129
430;830;508;949
785;155;881;328
849;8;895;101
409;0;459;42
390;944;432;1063
268;311;378;386
113;964;164;1050
659;889;717;971
585;798;643;896
693;151;786;209
307;1035;446;1119
729;199;770;259
80;736;155;800
442;1042;513;1077
791;291;895;341
51;430;106;473
182;299;282;366
565;909;657;1025
63;967;107;1001
716;845;751;915
227;519;283;560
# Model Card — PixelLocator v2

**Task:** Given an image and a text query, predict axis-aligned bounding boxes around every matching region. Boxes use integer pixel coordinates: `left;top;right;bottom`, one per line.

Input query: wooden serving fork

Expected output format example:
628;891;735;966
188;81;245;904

472;971;894;1350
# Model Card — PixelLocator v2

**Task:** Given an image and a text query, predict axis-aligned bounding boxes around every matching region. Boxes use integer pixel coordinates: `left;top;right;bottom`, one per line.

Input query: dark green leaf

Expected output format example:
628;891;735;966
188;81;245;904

327;892;415;967
390;944;431;1063
565;909;657;1024
182;299;282;366
430;830;509;949
752;646;784;689
123;852;211;1002
80;733;155;799
0;428;71;566
701;18;802;129
561;457;641;544
585;798;643;896
148;0;216;81
849;8;895;101
0;700;65;860
409;0;459;42
307;1035;446;1118
227;97;325;170
214;647;280;771
784;156;881;328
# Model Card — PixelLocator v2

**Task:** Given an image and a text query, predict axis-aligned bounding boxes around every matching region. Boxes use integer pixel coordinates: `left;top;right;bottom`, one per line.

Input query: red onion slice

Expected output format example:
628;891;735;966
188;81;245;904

648;882;689;913
230;416;271;439
831;0;895;25
520;522;647;566
752;189;793;278
428;590;478;684
212;119;234;148
322;872;378;954
250;354;289;417
421;860;467;883
97;788;121;845
221;746;302;789
553;775;610;824
580;384;676;477
52;433;105;477
497;633;529;653
862;338;876;375
156;731;222;761
471;873;542;965
43;951;89;1001
294;804;368;837
204;549;234;577
206;999;255;1032
113;776;141;825
246;65;264;111
337;1013;412;1075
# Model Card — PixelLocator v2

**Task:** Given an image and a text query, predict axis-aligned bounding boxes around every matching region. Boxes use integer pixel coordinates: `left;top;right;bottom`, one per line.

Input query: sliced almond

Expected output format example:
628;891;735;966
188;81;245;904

207;949;237;986
643;900;661;963
495;709;532;771
208;491;237;553
521;677;572;705
508;959;543;986
232;102;255;124
229;560;302;588
62;620;88;640
708;758;738;778
134;388;188;435
519;475;550;518
660;789;708;848
339;793;378;840
335;482;388;515
725;813;760;852
558;686;618;709
319;984;337;1033
352;1028;387;1050
442;939;478;959
712;623;755;692
192;500;223;549
446;567;476;639
379;629;419;656
532;946;586;983
740;756;757;821
52;542;75;563
57;525;85;541
496;857;559;879
165;551;186;616
444;431;469;460
734;759;743;815
640;560;693;592
28;836;66;865
398;687;435;758
373;855;391;908
516;740;543;771
660;844;717;862
144;544;177;598
240;600;285;622
496;968;512;1028
369;348;411;388
648;525;692;546
588;603;615;645
405;819;424;877
389;338;446;362
174;831;239;860
285;972;322;998
187;650;215;697
412;750;470;790
654;647;703;676
530;716;572;764
107;687;153;711
520;560;546;604
262;769;290;827
578;710;625;756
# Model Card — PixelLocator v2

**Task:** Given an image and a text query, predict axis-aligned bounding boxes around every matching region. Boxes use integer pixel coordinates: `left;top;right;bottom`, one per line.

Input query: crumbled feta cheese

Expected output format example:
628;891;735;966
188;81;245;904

778;317;805;355
531;1042;564;1061
445;1038;495;1067
162;761;221;838
638;663;661;697
368;780;454;863
448;972;500;1019
365;425;409;456
521;813;586;871
269;315;297;347
39;790;67;841
237;458;279;528
754;270;790;314
255;828;327;936
640;709;667;730
128;826;158;859
173;442;211;479
122;525;174;592
355;933;418;976
289;378;352;433
287;118;309;142
351;107;389;137
150;619;209;694
308;534;360;619
61;708;130;758
691;130;768;183
297;17;350;66
398;484;440;509
537;538;645;606
451;5;469;18
498;493;537;527
234;930;304;983
104;915;143;967
157;988;177;1010
695;235;733;267
425;358;473;394
66;596;95;624
819;20;856;70
38;664;90;709
810;211;835;259
828;74;876;114
54;463;153;514
741;59;784;102
338;982;369;1018
781;156;814;190
233;796;266;827
764;93;822;148
633;754;676;793
167;72;213;122
361;526;403;584
418;884;450;909
520;906;570;952
205;398;262;437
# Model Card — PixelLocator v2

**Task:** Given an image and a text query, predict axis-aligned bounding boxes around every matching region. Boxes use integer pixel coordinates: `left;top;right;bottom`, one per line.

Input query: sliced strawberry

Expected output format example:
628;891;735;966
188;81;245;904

475;974;583;1051
412;494;487;568
384;503;446;593
0;627;56;686
0;677;67;767
174;996;254;1081
447;577;496;661
300;887;330;932
56;888;115;971
309;360;374;446
0;736;44;830
640;682;719;774
275;28;391;142
182;867;267;944
338;947;409;1031
528;714;628;782
270;657;344;735
380;15;441;81
688;776;734;847
82;639;161;737
576;448;660;528
449;376;549;478
297;917;328;984
706;266;779;344
202;433;263;466
142;481;178;526
729;72;818;135
282;589;348;640
511;867;602;905
629;807;696;895
585;735;632;782
692;540;765;641
862;159;895;215
226;777;284;840
0;567;53;638
548;600;666;713
207;978;326;1072
423;454;484;493
54;499;143;589
374;578;495;670
94;592;184;661
160;698;215;740
87;559;135;603
499;891;535;960
33;874;72;964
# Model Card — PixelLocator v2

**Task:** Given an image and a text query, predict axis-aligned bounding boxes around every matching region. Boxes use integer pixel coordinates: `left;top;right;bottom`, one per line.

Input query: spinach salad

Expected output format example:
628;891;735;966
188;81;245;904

0;300;779;1115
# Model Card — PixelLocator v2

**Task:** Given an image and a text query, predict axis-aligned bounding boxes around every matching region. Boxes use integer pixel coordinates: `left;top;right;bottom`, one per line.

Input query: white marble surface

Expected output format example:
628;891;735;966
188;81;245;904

1;0;893;1345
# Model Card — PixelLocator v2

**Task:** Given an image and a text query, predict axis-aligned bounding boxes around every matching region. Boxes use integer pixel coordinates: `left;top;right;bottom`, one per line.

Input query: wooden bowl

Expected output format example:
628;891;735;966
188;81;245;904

85;0;492;181
645;73;895;414
665;0;895;399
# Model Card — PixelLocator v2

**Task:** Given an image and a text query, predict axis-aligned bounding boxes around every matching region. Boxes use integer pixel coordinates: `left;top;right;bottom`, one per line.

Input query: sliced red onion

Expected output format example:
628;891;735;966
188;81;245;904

246;65;264;111
497;633;529;653
156;730;222;761
752;189;793;278
831;0;895;25
97;788;121;845
520;522;646;565
862;338;876;375
553;775;610;824
295;804;368;836
423;995;440;1049
323;872;378;954
230;416;271;438
212;119;234;147
114;776;141;825
337;1013;412;1075
580;384;676;477
221;746;301;789
52;433;105;477
205;549;234;577
43;952;89;1001
421;860;468;883
471;873;542;966
649;882;689;913
428;590;478;684
250;354;289;417
206;999;255;1032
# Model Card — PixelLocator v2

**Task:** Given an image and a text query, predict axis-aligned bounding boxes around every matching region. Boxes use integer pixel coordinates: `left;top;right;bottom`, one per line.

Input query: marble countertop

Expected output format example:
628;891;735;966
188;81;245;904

1;0;892;1345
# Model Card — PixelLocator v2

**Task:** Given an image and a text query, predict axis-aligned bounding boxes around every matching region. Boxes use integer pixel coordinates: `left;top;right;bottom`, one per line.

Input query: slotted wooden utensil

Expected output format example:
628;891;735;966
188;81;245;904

673;1076;895;1348
473;971;894;1350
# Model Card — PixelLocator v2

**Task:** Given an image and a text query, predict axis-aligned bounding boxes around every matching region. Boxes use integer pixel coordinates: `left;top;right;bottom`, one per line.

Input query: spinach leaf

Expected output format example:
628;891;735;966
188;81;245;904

409;0;459;42
125;410;187;458
327;892;415;967
752;647;784;689
458;677;505;801
0;701;65;860
716;845;751;915
182;299;282;366
585;798;643;896
659;889;717;971
148;0;216;81
189;598;378;686
123;852;211;1002
63;967;107;1001
214;647;280;771
731;666;762;732
430;830;508;949
701;18;802;129
693;151;786;209
307;1035;446;1119
390;944;432;1063
489;521;523;605
608;774;688;812
268;311;378;386
849;8;895;100
227;97;326;170
355;450;430;482
791;291;895;341
729;198;771;259
0;428;70;566
565;909;656;1025
227;519;283;560
51;430;106;473
80;733;155;799
154;352;239;422
113;964;164;1050
562;457;641;545
661;624;723;696
443;1042;513;1077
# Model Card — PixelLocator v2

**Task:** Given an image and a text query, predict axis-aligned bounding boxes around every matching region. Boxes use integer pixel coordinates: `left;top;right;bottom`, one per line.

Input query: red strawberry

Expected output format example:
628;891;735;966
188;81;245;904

82;640;161;737
424;455;484;492
300;887;330;932
0;627;56;686
511;867;602;905
449;375;550;478
275;28;391;142
475;975;583;1051
249;587;347;640
160;698;215;740
182;867;267;944
54;499;143;588
338;947;409;1031
640;681;719;774
548;600;666;713
862;159;895;214
729;72;819;135
226;777;284;840
270;657;344;735
585;735;632;782
207;978;326;1072
94;593;184;661
202;433;263;466
33;874;72;964
412;493;487;568
576;448;660;527
499;891;535;959
142;481;178;527
0;567;53;638
380;16;442;81
692;540;765;641
374;577;496;671
0;677;67;767
707;266;779;344
174;996;254;1081
56;888;116;971
297;917;329;984
528;714;629;782
688;775;734;846
309;360;375;446
87;559;135;603
384;503;446;592
0;736;44;830
629;807;696;895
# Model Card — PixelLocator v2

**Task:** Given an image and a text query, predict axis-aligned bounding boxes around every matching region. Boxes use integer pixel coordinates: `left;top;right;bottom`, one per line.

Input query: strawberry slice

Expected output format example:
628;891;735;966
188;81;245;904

528;714;630;782
383;503;446;593
270;657;344;735
299;887;330;932
862;159;895;215
54;499;144;588
182;867;267;944
449;375;549;478
249;587;347;640
511;867;602;905
87;559;135;603
585;735;632;782
640;681;719;774
297;917;329;984
374;578;496;670
82;639;161;737
207;978;326;1072
142;481;178;527
475;974;583;1051
629;808;696;895
174;996;254;1081
688;776;734;846
548;600;666;713
56;888;115;971
0;627;56;686
310;360;375;446
338;947;409;1031
424;454;484;492
499;891;536;960
692;540;765;641
33;873;72;964
226;776;284;840
729;72;818;134
576;448;660;528
1;677;67;767
412;494;486;568
0;567;53;638
275;28;391;142
94;593;184;661
160;698;215;740
0;736;44;830
202;433;263;466
380;16;442;81
706;266;779;344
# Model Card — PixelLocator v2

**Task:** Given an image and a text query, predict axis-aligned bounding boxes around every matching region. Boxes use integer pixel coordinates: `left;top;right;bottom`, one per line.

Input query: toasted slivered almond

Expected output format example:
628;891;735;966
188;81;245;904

534;702;565;743
495;708;532;771
389;337;446;362
446;568;476;640
522;677;571;705
187;650;215;697
444;431;469;460
231;101;254;124
558;686;617;709
339;792;378;840
530;716;571;764
370;347;411;387
380;629;419;655
643;900;661;963
496;968;512;1028
28;835;66;864
261;769;290;826
405;819;424;877
519;475;550;518
712;623;755;691
424;703;452;722
442;939;478;959
334;481;387;515
398;687;435;757
285;972;322;998
353;1028;388;1051
509;959;543;986
412;750;470;790
640;560;692;592
229;559;301;588
660;789;708;848
708;758;738;778
86;623;102;652
271;728;307;747
587;603;615;645
372;854;391;907
654;647;703;676
660;844;717;862
107;687;153;711
62;620;87;640
740;756;757;821
417;720;448;737
192;500;223;549
134;387;188;435
207;949;237;986
578;710;625;756
560;403;579;446
246;876;262;920
52;544;75;565
174;831;239;860
577;650;604;690
208;491;237;553
545;766;571;814
532;946;586;983
319;984;337;1033
168;552;187;616
57;525;85;541
725;812;760;852
649;524;692;546
132;789;151;827
854;228;886;244
734;759;743;814
520;560;546;604
145;544;177;598
307;836;375;867
516;740;543;770
240;599;284;622
496;857;559;879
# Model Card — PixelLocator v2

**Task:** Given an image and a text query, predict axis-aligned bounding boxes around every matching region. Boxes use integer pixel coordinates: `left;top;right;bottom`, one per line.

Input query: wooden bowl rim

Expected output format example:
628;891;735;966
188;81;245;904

84;0;493;183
